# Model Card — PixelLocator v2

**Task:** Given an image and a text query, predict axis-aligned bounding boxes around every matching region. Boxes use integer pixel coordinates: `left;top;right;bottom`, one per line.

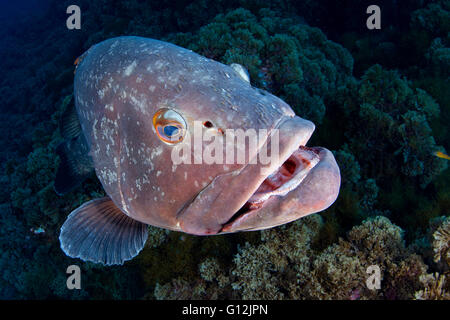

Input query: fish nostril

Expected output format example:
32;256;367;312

283;159;297;175
203;121;213;128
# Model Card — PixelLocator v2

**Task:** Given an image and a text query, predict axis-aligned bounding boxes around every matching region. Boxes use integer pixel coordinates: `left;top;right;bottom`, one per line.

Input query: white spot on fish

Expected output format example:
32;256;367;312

98;88;106;99
124;60;137;76
136;175;150;191
110;40;119;50
130;94;149;115
99;168;118;186
93;119;98;140
151;146;163;159
154;60;166;69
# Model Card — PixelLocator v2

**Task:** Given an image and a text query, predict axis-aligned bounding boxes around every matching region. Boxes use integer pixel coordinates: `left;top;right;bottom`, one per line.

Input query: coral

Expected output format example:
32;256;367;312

154;277;210;300
405;2;450;155
154;278;194;300
199;257;229;288
333;146;361;188
415;273;449;300
231;215;322;299
2;0;449;300
334;64;447;187
432;216;450;266
1;94;146;299
153;257;231;300
154;216;431;300
146;226;170;248
298;216;428;300
334;147;380;209
426;37;450;78
410;2;450;38
167;8;353;124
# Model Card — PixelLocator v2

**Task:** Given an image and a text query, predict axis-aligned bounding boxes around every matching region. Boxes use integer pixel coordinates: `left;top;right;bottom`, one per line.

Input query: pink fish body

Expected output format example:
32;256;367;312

55;36;340;265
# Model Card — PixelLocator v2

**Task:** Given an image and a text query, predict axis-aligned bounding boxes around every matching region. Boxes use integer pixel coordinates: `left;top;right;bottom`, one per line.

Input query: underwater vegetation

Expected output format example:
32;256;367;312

0;0;449;299
167;7;353;124
154;215;450;300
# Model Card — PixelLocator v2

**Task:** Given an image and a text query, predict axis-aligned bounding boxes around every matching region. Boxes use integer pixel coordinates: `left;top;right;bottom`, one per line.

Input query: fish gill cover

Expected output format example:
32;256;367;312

0;0;449;299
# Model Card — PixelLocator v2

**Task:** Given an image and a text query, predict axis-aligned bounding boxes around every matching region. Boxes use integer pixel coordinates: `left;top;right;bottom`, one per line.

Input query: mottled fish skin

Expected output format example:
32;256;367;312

74;36;340;235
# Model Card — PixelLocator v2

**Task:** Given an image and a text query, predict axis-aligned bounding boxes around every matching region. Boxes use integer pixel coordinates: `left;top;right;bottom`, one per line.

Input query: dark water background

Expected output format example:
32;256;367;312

0;0;448;300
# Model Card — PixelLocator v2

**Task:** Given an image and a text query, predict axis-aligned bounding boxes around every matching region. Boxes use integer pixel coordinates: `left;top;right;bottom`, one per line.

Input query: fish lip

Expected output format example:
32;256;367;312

218;145;321;233
220;147;340;233
176;115;316;235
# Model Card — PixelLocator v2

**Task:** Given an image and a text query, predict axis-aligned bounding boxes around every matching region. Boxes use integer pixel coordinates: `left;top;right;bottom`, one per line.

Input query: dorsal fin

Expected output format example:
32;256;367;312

230;63;250;83
59;197;149;265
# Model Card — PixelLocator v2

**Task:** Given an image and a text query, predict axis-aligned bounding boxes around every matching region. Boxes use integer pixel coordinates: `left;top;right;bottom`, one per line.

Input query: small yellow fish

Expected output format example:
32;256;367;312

434;151;450;160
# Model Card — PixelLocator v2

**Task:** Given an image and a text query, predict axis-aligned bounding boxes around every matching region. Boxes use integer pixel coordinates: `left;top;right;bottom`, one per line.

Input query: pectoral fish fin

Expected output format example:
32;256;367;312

54;98;94;195
59;197;149;265
54;133;94;195
60;95;82;140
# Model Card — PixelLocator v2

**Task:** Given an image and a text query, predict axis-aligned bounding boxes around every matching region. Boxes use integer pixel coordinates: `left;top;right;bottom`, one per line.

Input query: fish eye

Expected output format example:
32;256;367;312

153;108;186;144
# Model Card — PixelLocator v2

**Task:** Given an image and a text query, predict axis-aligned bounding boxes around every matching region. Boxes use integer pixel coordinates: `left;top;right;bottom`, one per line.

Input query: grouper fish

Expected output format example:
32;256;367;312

54;36;341;265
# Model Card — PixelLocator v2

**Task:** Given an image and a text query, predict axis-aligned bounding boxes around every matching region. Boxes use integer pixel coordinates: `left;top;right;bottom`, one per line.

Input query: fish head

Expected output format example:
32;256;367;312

145;62;341;235
171;95;341;234
75;37;340;235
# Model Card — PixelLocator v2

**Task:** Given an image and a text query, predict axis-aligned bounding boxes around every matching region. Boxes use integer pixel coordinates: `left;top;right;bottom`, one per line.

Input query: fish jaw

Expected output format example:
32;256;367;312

220;147;340;233
176;115;324;235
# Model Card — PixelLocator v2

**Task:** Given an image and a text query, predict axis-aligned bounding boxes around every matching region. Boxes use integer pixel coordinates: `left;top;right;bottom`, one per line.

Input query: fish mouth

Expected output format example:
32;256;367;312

219;145;322;232
177;115;340;235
